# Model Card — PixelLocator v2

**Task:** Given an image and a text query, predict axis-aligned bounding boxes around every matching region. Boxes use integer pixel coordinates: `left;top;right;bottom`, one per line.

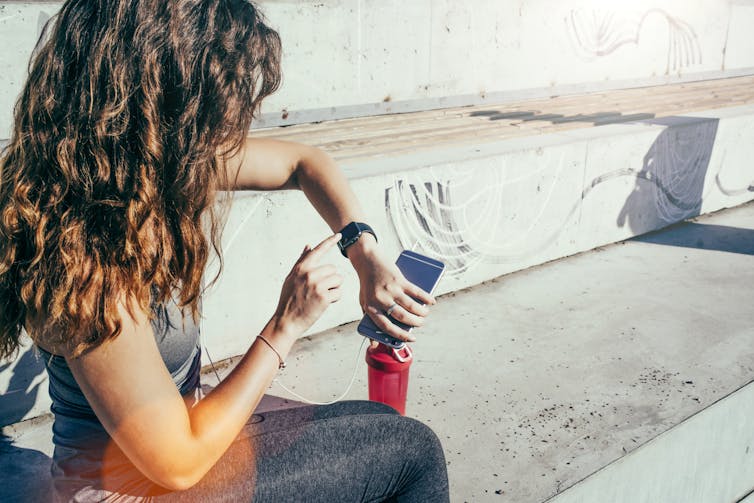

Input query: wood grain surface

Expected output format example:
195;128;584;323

250;76;754;162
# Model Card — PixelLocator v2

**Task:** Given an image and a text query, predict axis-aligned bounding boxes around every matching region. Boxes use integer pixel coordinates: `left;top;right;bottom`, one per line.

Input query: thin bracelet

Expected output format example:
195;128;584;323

257;335;286;370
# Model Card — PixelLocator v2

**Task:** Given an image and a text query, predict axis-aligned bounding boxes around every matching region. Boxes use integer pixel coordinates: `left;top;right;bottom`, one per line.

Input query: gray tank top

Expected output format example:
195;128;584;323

37;297;201;493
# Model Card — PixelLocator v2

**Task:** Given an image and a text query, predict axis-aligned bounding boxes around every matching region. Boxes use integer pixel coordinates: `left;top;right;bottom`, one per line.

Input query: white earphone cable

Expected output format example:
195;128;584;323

203;335;368;406
272;336;368;405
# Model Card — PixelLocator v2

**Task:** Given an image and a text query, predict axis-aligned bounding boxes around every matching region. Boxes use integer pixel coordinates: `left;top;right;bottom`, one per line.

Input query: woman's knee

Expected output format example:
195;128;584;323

380;417;449;500
403;417;446;462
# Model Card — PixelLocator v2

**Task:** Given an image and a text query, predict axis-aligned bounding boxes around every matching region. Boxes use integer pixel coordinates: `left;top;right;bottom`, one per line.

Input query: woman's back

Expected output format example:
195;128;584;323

0;1;449;500
38;297;201;497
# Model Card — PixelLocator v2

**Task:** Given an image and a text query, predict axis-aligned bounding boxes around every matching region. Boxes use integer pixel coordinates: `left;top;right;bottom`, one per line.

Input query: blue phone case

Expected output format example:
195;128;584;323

357;250;445;348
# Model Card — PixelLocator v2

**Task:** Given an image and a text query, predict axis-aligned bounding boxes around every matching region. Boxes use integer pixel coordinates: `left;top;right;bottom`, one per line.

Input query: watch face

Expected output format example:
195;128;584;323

343;235;359;248
342;222;360;239
337;222;375;257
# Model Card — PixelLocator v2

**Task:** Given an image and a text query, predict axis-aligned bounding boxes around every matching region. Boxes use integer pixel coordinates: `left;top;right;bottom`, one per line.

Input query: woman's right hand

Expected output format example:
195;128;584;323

64;235;343;491
273;233;343;339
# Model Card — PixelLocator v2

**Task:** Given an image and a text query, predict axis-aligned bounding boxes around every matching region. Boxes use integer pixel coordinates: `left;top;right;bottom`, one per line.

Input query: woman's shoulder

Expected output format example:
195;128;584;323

25;295;146;360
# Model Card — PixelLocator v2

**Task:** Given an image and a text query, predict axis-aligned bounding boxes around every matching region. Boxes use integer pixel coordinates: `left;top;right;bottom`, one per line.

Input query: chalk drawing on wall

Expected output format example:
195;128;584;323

715;173;754;196
385;174;473;275
713;149;754;197
385;154;572;276
387;117;724;276
566;9;702;73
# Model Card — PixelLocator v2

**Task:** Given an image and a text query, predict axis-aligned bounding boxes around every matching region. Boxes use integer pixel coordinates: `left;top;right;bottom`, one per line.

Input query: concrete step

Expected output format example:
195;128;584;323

2;3;753;499
203;76;754;365
2;76;754;428
3;202;753;502
250;202;754;502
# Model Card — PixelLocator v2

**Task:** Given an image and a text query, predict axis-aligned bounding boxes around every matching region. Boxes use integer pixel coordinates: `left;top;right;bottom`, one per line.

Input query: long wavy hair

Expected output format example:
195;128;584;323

0;0;281;358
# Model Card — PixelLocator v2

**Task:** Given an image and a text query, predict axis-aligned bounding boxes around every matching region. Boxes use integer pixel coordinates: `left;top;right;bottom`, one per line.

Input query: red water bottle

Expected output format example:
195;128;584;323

365;343;413;415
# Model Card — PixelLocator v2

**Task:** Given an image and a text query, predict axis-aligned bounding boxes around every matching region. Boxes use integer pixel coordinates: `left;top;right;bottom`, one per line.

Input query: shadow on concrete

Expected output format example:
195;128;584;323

617;116;719;234
0;349;46;427
0;349;52;502
0;436;53;502
469;109;657;126
633;222;754;256
470;112;720;234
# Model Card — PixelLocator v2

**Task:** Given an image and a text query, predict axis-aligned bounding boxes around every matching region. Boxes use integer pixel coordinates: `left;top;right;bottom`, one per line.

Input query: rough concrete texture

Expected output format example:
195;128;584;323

549;382;754;503
201;105;754;381
0;416;54;502
4;201;753;502
4;2;754;426
4;1;754;135
7;98;754;430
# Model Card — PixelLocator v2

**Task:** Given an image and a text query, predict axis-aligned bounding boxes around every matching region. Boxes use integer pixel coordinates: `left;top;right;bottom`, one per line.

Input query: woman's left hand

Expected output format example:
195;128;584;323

349;245;436;344
224;138;437;341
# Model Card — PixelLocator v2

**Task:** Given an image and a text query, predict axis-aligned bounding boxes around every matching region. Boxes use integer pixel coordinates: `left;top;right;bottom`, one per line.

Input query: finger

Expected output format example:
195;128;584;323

366;306;415;343
386;303;424;328
305;264;338;282
366;291;403;314
300;233;341;266
293;244;311;265
395;293;430;317
404;281;436;305
317;272;343;292
326;286;342;303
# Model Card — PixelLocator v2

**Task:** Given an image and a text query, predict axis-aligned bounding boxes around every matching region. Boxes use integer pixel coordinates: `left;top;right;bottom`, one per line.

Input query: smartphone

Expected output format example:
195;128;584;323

357;250;445;348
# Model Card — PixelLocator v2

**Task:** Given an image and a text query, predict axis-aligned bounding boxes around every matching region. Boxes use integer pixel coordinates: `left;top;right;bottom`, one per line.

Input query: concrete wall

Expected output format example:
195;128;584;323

1;0;754;434
3;105;754;426
258;0;754;126
2;1;754;136
2;1;753;497
202;106;754;362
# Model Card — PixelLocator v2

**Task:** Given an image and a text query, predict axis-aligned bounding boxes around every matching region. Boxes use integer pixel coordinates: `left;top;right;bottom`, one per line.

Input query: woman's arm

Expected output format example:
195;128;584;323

66;233;342;490
221;138;436;343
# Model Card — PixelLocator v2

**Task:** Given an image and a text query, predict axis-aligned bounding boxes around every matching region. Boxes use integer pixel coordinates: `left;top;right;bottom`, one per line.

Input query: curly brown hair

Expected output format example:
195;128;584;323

0;0;281;358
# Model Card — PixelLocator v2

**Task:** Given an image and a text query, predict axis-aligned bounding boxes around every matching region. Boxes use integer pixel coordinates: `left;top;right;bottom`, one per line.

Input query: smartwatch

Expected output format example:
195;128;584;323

337;222;377;258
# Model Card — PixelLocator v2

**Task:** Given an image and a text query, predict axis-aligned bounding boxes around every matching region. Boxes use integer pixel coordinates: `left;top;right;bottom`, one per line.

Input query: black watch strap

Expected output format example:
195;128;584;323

337;222;377;258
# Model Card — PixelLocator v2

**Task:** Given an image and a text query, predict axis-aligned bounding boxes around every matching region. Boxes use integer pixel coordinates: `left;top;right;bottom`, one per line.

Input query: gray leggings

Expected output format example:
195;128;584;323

60;401;449;502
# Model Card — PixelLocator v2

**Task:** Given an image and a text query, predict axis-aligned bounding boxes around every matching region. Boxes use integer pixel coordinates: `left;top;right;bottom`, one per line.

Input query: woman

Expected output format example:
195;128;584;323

0;0;450;501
